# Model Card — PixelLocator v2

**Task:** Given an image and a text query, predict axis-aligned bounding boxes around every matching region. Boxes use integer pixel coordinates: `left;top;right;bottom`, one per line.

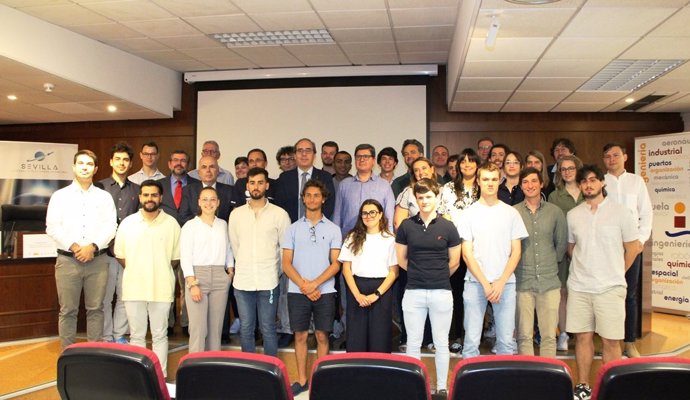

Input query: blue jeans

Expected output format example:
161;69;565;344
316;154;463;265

462;281;516;358
234;286;279;356
402;289;453;391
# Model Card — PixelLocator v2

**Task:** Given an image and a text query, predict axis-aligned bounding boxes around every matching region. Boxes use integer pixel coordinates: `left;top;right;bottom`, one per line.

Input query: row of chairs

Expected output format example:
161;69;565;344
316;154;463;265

57;342;690;400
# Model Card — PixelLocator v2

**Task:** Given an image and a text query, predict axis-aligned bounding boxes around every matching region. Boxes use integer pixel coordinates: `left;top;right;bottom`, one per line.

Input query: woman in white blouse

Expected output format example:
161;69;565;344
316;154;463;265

340;199;399;353
180;186;234;353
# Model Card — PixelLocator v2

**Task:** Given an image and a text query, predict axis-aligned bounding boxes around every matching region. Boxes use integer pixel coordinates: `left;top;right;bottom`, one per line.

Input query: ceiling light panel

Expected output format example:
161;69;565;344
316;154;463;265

211;29;334;47
579;59;686;91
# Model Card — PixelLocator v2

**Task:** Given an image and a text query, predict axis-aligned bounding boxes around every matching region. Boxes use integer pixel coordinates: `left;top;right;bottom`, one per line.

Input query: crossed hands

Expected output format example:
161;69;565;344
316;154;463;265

300;279;321;301
483;280;506;304
354;292;378;308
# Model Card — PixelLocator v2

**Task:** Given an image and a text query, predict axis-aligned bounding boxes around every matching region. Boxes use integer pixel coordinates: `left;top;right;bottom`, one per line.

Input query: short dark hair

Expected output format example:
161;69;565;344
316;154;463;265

377;146;398;164
354;144;375;158
413;177;439;196
141;142;159;153
247;167;269;180
490;143;509;155
477;137;494;146
234;156;248;166
401;139;424;154
550;138;576;158
275;146;295;163
335;150;352;161
110;142;134;160
603;142;627;154
74;149;98;166
247;148;267;161
448;154;460;164
169;149;189;162
140;179;163;195
321;141;339;151
302;178;329;200
577;164;605;183
519;167;543;185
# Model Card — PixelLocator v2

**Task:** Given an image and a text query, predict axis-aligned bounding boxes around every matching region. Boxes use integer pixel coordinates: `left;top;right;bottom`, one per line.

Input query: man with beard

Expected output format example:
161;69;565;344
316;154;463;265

114;180;181;377
566;165;640;400
96;143;140;344
233;148;277;206
46;150;117;349
320;141;338;175
228;167;291;357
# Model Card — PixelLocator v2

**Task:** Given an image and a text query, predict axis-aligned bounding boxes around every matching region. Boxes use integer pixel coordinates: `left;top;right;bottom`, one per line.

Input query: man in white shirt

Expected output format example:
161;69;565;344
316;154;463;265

115;180;181;377
128;142;166;184
46;150;117;349
229;167;291;357
567;164;640;400
603;143;652;358
188;140;235;186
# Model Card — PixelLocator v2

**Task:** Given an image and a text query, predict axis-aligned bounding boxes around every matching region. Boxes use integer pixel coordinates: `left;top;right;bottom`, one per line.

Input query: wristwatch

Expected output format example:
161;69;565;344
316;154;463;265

374;289;382;298
186;279;200;289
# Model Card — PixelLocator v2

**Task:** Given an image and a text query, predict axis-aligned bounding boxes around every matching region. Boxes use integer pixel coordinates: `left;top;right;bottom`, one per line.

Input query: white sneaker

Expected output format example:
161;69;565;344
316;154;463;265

557;332;569;352
229;318;241;335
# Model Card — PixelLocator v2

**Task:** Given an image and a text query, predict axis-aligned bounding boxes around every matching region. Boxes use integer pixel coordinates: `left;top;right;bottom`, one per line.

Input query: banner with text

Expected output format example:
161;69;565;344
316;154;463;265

0;141;77;205
636;132;690;315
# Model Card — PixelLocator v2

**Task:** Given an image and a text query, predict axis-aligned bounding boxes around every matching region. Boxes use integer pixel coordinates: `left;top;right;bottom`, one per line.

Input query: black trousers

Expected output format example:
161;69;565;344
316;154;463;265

346;276;393;353
624;253;643;342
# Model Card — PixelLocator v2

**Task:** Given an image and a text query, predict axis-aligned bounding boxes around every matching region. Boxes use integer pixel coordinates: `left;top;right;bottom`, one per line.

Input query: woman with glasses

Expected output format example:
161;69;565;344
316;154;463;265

340;199;399;352
548;154;584;352
396;178;461;396
498;151;525;205
394;157;436;230
180;186;234;353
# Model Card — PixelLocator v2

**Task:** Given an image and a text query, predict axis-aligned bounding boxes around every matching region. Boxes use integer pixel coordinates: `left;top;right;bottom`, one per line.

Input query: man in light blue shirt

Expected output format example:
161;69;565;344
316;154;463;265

282;179;341;396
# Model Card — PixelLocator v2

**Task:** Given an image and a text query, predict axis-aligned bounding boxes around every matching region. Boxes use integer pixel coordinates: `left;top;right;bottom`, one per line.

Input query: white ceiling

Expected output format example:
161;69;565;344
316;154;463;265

0;0;689;125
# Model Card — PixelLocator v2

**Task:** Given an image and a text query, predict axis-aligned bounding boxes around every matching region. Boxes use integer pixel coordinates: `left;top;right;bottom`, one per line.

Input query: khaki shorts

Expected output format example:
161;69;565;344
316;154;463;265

565;286;626;340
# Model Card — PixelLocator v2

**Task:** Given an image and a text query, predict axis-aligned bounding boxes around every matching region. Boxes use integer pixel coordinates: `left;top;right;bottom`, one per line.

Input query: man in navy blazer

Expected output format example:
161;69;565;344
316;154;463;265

179;156;237;224
158;150;198;226
275;138;336;223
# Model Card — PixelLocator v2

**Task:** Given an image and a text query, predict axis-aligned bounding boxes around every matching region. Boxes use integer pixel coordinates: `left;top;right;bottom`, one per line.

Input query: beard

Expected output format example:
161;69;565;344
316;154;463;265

582;189;601;199
143;201;160;212
249;190;265;200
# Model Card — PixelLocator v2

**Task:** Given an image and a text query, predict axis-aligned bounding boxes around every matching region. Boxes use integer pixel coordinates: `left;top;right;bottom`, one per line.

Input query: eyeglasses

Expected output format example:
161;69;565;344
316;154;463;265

141;152;158;157
355;155;373;161
296;148;314;154
560;166;577;173
309;226;316;243
280;156;295;162
201;149;219;155
361;210;380;219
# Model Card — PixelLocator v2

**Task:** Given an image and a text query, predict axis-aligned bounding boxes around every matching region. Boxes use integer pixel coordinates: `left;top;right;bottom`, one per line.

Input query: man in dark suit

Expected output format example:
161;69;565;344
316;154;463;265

158;150;197;225
179;156;237;223
157;149;198;336
274;138;336;223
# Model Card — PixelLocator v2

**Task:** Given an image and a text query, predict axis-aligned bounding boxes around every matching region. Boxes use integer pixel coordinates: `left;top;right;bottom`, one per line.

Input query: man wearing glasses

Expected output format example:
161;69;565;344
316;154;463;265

281;179;341;396
189;140;235;185
128;142;166;184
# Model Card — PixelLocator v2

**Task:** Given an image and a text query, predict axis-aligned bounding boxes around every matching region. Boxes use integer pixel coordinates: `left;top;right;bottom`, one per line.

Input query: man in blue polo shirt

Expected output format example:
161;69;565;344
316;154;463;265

282;179;342;396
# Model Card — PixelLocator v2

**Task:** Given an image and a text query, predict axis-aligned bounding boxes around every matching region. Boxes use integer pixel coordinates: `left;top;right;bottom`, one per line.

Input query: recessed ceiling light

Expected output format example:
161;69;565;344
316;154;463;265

7;94;17;101
210;29;334;47
580;59;686;91
107;105;117;112
625;97;635;103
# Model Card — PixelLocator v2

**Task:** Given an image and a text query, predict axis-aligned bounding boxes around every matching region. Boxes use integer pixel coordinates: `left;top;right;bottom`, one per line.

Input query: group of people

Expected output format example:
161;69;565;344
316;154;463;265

46;136;651;400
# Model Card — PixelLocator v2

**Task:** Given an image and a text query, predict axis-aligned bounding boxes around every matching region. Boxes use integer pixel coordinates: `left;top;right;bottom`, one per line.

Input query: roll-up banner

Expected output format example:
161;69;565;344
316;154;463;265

635;132;690;316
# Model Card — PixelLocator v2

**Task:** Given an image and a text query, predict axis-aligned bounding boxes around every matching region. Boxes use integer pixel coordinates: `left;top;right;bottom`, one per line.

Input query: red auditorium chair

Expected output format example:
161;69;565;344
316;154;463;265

175;351;293;400
309;352;431;400
56;342;170;400
592;356;690;400
448;355;573;400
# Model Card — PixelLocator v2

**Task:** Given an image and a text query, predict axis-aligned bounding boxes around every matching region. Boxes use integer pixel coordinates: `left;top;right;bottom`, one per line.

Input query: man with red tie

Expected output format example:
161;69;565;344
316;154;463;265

158;149;198;336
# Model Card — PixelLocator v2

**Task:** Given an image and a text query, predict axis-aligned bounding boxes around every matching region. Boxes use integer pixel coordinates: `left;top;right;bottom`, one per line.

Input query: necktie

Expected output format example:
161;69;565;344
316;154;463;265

174;179;182;209
298;171;308;217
